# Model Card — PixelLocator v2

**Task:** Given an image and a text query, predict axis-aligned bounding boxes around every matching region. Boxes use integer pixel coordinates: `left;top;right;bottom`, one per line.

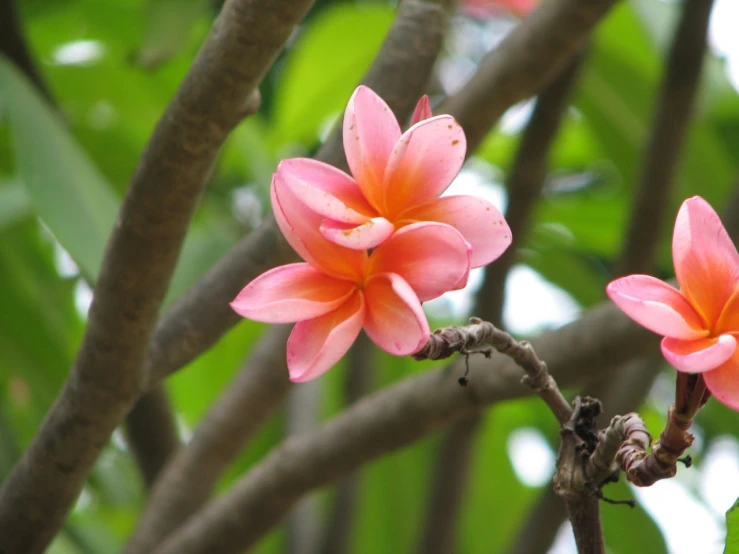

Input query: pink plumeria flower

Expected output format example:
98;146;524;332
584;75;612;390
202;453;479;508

230;173;472;382
276;86;512;269
607;196;739;410
461;0;537;18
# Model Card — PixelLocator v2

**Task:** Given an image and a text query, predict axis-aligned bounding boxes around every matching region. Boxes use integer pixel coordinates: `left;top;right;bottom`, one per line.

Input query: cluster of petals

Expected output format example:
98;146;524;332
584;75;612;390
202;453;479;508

460;0;538;18
607;196;739;410
231;86;512;382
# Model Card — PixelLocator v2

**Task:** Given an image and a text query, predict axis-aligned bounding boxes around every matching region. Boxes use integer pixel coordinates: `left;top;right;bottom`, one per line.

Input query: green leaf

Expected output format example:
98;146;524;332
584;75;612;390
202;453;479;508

725;498;739;554
272;4;395;146
0;181;31;233
602;480;668;554
0;55;120;280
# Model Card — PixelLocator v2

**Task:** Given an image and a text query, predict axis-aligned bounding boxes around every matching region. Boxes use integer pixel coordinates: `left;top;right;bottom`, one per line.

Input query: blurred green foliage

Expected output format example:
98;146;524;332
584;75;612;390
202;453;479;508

1;0;738;552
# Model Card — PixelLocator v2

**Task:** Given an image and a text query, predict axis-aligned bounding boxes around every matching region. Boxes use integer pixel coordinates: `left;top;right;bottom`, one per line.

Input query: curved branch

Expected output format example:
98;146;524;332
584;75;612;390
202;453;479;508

144;0;455;387
0;1;314;551
153;300;660;554
124;386;180;488
615;0;714;276
439;0;620;153
417;55;585;554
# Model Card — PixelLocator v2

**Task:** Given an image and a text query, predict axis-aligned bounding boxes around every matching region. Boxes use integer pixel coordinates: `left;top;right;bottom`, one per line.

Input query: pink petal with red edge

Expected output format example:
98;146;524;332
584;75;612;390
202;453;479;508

277;158;375;224
383;115;466;217
672;196;739;325
363;273;430;355
287;291;365;382
661;335;736;373
272;173;366;282
320;217;395;250
230;263;356;323
606;275;708;340
703;350;739;411
410;95;433;125
403;195;511;268
343;86;401;211
368;222;471;302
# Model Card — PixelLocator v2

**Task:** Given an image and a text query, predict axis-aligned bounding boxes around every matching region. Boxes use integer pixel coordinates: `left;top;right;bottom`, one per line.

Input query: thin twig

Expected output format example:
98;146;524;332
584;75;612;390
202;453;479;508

0;1;313;551
149;300;659;554
418;55;585;554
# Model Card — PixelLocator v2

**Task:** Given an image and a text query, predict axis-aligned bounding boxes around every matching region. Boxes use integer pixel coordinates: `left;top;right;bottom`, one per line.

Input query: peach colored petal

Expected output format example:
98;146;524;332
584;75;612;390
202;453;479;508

703;350;739;411
672;196;739;325
383;115;466;217
277;158;375;223
363;273;430;355
320;217;395;250
402;195;511;268
410;95;432;125
717;287;739;335
272;173;366;282
230;263;356;323
287;291;365;382
343;86;401;212
661;335;736;373
606;275;708;340
368;222;471;302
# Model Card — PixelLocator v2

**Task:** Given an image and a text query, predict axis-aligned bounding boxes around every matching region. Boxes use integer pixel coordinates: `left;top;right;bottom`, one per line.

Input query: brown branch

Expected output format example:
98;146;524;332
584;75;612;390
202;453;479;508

615;0;715;276
417;56;585;554
506;355;662;554
0;0;53;103
318;333;376;554
123;386;180;489
130;0;455;544
0;1;314;551
124;326;291;552
144;0;455;388
439;0;620;154
151;300;659;554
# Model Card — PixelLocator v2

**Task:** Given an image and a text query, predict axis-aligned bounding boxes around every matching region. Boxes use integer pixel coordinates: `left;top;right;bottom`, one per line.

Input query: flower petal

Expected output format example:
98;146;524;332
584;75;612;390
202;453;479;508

717;286;739;335
606;275;708;340
672;196;739;325
368;222;471;301
383;115;466;217
343;86;401;211
403;195;511;268
230;263;356;324
272;172;366;282
410;95;432;125
320;217;395;250
703;351;739;411
363;273;430;355
277;158;375;224
287;291;365;382
661;335;736;373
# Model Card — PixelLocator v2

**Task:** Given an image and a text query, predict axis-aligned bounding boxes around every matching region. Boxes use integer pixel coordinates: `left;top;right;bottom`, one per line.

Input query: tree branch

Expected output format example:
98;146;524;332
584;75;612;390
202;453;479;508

123;386;180;489
416;55;584;554
144;0;455;388
128;0;454;548
0;0;53;102
317;333;376;554
439;0;620;154
0;1;314;551
152;300;659;554
124;326;291;552
615;0;714;275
